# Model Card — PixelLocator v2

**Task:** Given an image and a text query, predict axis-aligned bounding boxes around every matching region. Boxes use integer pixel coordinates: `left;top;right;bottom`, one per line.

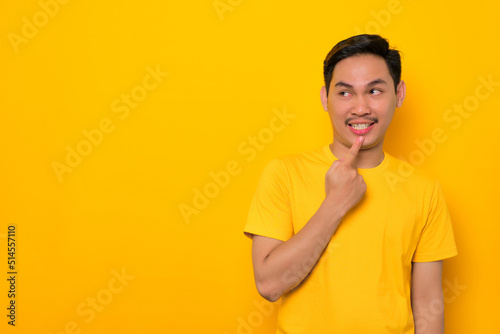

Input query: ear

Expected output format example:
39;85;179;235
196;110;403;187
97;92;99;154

320;86;329;111
396;80;406;108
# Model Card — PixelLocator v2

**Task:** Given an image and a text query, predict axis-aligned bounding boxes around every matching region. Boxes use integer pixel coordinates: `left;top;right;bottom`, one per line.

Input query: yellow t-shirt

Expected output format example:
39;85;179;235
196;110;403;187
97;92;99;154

244;144;458;334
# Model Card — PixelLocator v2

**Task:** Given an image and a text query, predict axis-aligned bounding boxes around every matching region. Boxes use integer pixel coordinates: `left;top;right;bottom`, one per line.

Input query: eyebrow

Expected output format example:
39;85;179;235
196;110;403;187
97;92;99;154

334;79;388;89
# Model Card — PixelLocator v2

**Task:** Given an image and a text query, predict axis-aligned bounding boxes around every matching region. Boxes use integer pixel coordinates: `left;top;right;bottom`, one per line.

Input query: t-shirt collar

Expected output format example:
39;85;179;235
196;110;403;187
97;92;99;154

322;144;390;176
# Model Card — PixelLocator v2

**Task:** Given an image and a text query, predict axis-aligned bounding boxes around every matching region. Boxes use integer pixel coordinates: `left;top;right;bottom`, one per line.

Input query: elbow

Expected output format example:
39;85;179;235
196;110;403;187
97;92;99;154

255;279;282;302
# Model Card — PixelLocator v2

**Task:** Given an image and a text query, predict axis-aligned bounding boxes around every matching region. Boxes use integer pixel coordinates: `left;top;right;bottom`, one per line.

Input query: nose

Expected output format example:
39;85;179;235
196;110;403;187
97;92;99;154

352;96;371;116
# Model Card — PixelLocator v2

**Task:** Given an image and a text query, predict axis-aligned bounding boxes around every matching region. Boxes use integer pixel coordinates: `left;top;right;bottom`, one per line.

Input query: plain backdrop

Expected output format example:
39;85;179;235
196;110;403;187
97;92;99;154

1;0;499;333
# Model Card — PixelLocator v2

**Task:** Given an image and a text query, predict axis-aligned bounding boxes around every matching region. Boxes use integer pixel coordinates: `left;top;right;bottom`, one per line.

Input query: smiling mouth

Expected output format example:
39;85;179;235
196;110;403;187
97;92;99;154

348;123;374;130
345;117;378;128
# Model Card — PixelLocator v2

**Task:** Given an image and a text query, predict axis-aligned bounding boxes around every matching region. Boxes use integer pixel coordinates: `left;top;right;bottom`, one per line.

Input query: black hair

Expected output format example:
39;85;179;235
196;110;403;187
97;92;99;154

323;34;401;95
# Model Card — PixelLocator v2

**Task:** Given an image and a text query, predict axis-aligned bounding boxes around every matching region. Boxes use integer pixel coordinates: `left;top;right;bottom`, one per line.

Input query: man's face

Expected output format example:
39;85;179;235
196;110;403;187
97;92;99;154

320;54;405;152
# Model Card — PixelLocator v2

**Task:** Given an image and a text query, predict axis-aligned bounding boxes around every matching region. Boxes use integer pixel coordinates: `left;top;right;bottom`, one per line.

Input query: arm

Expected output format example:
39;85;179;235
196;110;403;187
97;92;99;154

251;137;366;302
252;197;345;302
411;260;444;334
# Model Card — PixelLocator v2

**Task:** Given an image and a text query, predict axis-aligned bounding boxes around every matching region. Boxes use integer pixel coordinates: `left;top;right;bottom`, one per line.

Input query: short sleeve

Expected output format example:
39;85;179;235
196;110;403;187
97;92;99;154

412;180;458;262
243;158;294;242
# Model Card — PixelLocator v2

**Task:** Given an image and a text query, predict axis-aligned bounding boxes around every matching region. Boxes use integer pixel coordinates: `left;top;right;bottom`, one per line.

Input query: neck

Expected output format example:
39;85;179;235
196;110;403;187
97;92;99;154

329;138;385;169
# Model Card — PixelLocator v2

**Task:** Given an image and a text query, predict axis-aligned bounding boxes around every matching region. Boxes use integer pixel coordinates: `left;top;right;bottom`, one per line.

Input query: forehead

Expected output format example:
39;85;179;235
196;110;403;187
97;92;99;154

331;54;392;87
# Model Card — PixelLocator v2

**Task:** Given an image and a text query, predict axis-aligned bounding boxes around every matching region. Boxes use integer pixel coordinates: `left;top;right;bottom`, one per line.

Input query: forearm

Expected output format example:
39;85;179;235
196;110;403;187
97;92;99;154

254;198;344;301
412;293;444;334
254;138;366;302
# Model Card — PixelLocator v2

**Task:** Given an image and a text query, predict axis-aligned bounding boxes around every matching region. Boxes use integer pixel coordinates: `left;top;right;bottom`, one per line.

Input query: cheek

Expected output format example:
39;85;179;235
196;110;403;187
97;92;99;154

373;100;395;117
371;98;389;110
329;101;348;118
377;96;398;110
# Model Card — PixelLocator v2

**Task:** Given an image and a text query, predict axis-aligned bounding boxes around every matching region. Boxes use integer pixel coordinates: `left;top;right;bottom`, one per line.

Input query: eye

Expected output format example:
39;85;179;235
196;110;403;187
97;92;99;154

370;89;382;95
339;91;352;97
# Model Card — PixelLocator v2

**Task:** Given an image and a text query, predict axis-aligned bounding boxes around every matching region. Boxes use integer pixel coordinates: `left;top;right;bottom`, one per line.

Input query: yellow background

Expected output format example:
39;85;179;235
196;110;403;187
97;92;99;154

1;0;499;333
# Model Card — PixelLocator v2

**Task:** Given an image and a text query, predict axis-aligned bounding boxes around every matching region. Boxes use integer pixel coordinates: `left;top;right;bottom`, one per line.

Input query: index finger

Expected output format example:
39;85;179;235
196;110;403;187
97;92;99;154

342;136;364;166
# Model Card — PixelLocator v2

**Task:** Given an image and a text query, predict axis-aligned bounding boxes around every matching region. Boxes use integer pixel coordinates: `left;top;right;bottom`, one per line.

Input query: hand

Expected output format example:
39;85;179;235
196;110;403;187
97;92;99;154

324;137;367;215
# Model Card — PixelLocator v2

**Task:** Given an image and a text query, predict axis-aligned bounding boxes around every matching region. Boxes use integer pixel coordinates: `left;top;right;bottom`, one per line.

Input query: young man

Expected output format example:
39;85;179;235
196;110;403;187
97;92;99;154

244;34;458;334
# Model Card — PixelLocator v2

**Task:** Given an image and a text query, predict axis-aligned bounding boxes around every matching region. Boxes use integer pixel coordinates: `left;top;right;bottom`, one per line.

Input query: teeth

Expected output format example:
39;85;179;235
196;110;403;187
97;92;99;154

350;123;371;130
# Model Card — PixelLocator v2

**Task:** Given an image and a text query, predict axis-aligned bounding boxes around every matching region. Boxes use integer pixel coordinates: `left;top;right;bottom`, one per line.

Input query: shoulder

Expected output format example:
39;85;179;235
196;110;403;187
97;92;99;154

258;145;328;184
383;152;440;193
272;145;329;169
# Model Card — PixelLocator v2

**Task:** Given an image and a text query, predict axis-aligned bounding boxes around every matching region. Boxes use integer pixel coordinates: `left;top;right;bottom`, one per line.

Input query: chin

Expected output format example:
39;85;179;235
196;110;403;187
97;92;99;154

361;137;383;150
